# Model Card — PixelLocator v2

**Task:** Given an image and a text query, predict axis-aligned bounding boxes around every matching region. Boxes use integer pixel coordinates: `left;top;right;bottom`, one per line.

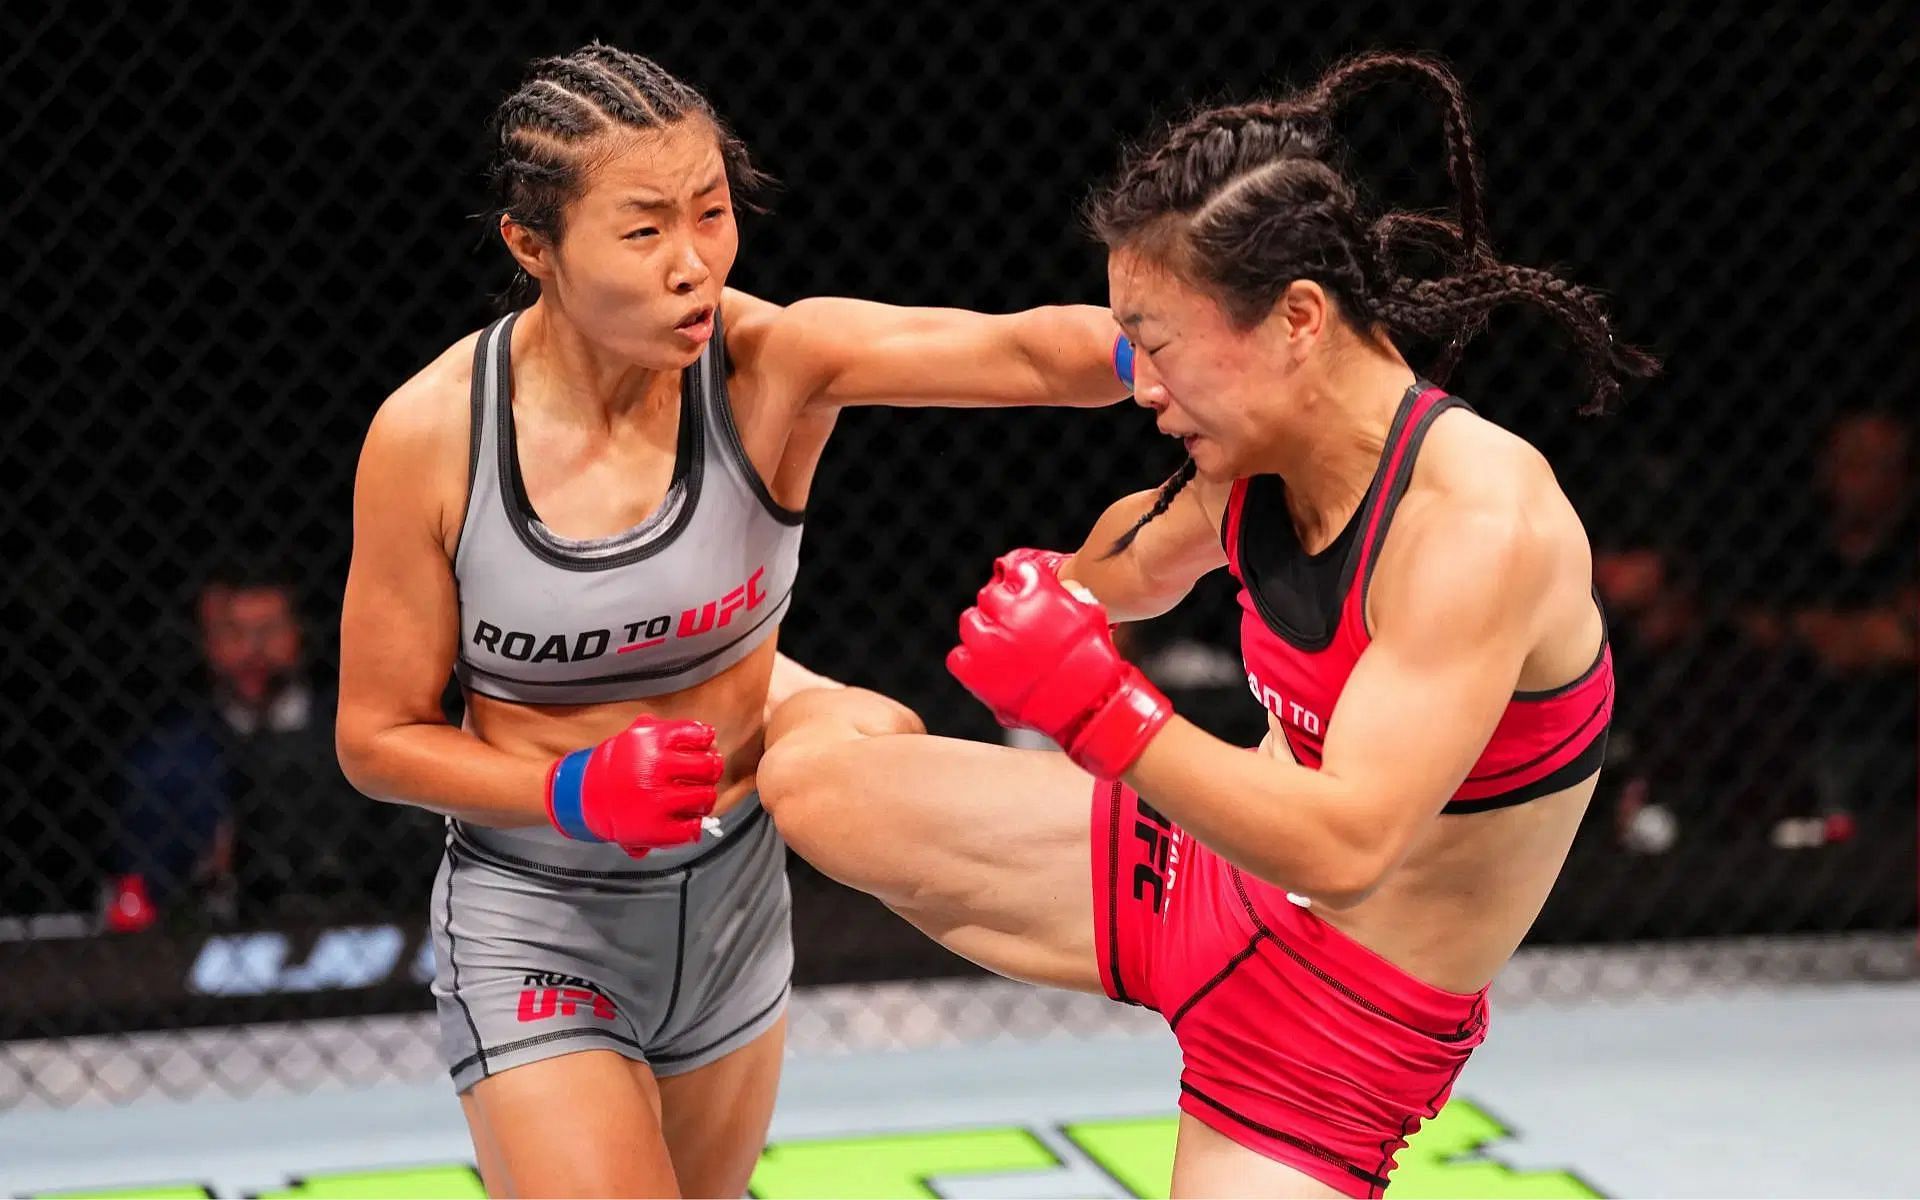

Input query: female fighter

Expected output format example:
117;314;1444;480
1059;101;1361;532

334;43;1129;1197
759;52;1657;1198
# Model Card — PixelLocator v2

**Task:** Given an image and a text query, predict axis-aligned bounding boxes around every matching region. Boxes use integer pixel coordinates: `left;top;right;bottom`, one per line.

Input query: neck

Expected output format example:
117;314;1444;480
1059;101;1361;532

515;300;680;428
1255;337;1418;550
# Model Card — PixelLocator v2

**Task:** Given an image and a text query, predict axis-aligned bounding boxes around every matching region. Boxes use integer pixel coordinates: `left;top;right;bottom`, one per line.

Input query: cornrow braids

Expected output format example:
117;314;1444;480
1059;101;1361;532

1376;264;1661;415
488;42;776;308
1102;458;1200;559
1368;212;1496;383
1086;52;1657;549
1088;51;1655;412
1309;53;1490;266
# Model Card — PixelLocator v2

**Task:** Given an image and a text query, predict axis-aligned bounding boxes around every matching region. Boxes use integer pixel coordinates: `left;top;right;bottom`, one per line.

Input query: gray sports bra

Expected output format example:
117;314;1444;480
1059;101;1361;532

452;309;805;707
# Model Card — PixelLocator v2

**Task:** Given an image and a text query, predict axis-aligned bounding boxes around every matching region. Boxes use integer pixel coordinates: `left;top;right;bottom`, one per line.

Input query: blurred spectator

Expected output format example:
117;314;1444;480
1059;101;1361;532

106;566;431;931
1592;537;1833;855
1739;410;1916;828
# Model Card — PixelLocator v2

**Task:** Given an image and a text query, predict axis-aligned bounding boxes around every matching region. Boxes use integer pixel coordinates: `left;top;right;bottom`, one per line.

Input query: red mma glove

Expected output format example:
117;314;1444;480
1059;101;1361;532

946;552;1171;779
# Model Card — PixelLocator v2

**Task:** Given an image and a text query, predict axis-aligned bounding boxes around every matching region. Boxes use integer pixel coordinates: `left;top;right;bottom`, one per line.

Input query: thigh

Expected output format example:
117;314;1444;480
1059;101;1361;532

431;846;663;1094
1170;1113;1352;1200
655;1015;787;1199
759;688;1100;992
462;1049;677;1197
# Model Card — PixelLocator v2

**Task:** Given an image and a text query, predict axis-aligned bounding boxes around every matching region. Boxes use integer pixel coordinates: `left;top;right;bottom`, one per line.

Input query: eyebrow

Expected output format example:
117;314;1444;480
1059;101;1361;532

1113;312;1148;329
619;174;727;211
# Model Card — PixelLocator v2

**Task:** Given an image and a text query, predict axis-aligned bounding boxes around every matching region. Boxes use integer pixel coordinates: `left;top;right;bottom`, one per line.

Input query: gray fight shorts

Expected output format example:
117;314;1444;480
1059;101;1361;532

428;796;791;1093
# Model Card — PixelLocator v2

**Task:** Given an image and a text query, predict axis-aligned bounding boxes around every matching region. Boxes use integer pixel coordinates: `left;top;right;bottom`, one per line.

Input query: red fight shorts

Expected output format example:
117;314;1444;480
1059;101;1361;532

1091;779;1490;1198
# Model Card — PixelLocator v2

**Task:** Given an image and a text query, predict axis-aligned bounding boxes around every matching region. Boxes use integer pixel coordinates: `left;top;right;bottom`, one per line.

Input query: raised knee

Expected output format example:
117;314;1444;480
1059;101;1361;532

756;736;831;825
765;684;926;744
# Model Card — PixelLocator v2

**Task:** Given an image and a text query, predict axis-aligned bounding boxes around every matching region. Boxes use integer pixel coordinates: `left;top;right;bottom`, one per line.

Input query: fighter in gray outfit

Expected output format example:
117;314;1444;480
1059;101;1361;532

336;44;1131;1198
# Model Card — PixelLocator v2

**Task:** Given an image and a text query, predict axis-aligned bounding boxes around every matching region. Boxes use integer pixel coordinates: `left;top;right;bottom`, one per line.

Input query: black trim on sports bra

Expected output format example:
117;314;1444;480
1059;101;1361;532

1514;589;1610;700
495;310;709;573
709;309;805;527
1235;382;1430;651
1442;721;1609;814
1356;391;1471;638
451;322;494;567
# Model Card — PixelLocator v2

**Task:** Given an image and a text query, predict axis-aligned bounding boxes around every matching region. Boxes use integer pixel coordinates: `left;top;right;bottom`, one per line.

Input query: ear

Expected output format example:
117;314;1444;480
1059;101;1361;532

500;214;556;284
1275;279;1329;358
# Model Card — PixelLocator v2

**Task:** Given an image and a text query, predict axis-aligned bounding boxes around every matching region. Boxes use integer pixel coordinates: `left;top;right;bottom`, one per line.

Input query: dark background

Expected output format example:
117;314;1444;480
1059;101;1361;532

2;0;1914;1070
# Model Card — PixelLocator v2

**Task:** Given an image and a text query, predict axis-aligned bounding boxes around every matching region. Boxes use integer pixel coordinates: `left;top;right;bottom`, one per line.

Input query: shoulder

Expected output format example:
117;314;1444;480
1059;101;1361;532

1412;405;1580;550
721;287;868;409
719;286;784;356
356;329;484;546
365;329;481;454
724;287;870;359
1373;406;1584;637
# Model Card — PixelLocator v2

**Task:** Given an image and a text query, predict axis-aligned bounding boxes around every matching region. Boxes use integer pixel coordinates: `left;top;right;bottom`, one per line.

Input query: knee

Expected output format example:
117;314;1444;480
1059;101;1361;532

764;684;925;745
757;689;922;838
756;736;831;827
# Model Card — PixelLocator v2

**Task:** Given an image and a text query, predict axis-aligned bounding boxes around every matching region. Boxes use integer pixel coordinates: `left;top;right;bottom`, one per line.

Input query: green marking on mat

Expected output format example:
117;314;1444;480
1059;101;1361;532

750;1127;1059;1198
1388;1100;1601;1198
254;1165;485;1198
34;1188;213;1199
1062;1099;1600;1199
26;1097;1597;1199
1062;1114;1179;1197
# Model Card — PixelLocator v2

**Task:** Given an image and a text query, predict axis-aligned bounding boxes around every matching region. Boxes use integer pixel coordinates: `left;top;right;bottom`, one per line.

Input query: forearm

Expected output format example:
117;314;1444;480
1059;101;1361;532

1060;543;1185;624
1010;304;1132;407
1058;493;1204;622
1123;718;1383;905
337;719;552;829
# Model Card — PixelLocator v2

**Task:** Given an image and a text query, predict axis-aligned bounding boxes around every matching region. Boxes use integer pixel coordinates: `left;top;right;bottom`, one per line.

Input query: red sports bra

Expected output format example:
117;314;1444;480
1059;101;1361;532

1221;382;1613;813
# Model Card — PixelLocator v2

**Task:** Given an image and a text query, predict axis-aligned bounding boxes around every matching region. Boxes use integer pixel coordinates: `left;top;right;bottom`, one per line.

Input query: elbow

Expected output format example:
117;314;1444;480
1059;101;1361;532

1250;833;1396;912
1302;863;1391;912
333;714;393;804
1020;304;1123;406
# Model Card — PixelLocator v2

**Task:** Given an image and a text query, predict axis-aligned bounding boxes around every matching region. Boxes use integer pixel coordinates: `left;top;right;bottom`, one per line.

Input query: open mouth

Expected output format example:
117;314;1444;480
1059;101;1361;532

674;305;714;331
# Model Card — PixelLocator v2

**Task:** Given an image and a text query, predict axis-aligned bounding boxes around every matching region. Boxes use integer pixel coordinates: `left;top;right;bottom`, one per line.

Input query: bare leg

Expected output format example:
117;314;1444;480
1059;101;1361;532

655;1016;787;1199
1169;1114;1351;1199
762;650;845;726
460;1049;678;1197
759;687;1100;993
459;1089;516;1197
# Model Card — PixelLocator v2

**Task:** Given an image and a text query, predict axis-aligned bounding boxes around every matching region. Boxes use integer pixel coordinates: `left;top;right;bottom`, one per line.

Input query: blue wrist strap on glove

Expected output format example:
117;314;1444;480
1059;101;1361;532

547;748;598;841
1112;333;1135;391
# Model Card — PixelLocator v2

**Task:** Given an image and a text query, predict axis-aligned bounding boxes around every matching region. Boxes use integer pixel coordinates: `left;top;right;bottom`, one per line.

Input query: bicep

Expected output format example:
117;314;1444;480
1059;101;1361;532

775;297;1113;409
1317;516;1547;844
337;408;461;740
1317;631;1518;823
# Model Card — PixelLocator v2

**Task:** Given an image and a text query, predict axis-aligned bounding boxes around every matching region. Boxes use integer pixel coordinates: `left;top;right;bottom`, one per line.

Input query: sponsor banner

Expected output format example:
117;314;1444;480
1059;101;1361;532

0;921;434;1039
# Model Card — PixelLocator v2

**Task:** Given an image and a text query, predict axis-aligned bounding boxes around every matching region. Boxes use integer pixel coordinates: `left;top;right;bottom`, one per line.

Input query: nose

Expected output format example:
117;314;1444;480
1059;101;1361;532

1130;351;1169;412
667;235;711;295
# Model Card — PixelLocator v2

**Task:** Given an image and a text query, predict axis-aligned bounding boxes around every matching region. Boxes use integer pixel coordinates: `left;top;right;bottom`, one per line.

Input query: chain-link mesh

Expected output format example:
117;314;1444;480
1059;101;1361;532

4;1;1914;1107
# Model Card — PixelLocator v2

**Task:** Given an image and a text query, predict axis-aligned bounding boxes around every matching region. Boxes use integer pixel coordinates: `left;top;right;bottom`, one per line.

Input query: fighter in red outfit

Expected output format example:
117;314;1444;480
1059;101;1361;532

758;52;1654;1197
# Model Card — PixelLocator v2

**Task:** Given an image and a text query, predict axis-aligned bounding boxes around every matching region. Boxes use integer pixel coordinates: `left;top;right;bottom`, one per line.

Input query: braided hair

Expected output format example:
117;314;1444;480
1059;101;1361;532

1091;53;1658;556
488;43;775;307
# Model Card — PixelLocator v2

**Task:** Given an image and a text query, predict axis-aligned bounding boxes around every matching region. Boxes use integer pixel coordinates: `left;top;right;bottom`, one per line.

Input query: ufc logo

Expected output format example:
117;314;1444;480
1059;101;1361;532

1131;799;1176;914
516;986;617;1022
